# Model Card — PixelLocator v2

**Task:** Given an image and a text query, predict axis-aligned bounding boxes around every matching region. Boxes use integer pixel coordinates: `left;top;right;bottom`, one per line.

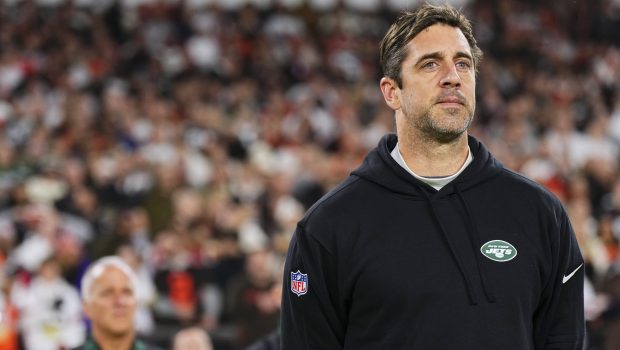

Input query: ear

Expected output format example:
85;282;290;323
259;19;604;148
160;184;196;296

380;77;401;111
82;301;92;319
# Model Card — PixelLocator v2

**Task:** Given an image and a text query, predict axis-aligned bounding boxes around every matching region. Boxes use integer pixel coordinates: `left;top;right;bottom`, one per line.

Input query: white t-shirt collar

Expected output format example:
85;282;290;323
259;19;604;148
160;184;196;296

390;142;473;191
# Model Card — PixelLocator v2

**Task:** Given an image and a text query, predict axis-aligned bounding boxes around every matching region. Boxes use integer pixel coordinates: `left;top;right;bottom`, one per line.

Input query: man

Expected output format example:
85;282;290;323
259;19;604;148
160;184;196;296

72;256;162;350
281;4;585;350
172;326;214;350
12;257;85;350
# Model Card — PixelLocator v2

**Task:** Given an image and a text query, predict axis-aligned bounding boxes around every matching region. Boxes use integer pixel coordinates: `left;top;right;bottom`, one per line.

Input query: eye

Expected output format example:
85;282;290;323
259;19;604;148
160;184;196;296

99;289;113;298
456;60;472;70
421;61;438;70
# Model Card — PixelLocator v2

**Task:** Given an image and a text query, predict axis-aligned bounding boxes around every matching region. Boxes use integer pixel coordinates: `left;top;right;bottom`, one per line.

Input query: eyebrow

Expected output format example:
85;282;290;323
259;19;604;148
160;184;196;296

415;51;473;66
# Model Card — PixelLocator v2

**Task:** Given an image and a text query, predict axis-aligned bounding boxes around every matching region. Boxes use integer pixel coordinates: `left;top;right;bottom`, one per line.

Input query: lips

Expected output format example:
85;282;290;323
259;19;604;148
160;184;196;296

436;95;465;105
112;311;130;317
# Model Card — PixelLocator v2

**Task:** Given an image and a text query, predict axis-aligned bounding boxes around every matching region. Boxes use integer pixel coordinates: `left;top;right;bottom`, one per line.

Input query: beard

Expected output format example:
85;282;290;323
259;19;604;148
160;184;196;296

414;105;474;143
401;89;475;144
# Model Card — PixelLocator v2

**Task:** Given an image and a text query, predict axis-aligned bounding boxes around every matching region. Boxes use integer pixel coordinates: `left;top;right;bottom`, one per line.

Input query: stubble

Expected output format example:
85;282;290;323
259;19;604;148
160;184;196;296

414;105;474;143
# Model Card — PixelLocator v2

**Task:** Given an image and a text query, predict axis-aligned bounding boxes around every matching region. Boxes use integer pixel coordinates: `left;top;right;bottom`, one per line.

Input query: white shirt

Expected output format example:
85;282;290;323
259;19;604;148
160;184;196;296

390;142;473;190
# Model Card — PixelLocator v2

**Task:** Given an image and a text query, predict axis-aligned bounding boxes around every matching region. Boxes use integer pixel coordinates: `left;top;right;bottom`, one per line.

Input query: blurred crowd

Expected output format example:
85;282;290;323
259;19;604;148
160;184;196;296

0;0;618;349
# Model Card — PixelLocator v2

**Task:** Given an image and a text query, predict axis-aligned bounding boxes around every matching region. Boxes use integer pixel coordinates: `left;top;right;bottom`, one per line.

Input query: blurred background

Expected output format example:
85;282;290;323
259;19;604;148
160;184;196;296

0;0;618;349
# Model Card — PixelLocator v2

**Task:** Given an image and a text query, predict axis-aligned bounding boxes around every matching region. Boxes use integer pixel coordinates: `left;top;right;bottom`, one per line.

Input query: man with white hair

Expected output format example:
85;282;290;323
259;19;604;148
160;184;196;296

71;256;163;350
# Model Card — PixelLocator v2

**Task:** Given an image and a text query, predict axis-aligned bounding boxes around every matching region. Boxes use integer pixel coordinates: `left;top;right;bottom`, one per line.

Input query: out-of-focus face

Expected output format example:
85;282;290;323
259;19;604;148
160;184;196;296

173;327;213;350
83;266;137;337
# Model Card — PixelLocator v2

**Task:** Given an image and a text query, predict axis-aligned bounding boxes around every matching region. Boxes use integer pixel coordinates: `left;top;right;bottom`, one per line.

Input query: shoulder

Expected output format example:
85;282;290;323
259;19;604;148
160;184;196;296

299;175;374;229
292;175;370;252
500;168;561;198
139;339;165;350
495;168;567;216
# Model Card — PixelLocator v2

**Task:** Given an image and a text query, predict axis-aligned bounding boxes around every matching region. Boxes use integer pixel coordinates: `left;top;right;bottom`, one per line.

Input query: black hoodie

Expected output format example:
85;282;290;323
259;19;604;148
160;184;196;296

281;134;584;349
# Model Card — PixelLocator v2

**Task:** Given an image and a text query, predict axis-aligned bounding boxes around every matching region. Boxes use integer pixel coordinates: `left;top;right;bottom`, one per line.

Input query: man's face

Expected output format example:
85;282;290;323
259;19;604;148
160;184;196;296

173;328;213;350
389;24;476;142
83;266;137;337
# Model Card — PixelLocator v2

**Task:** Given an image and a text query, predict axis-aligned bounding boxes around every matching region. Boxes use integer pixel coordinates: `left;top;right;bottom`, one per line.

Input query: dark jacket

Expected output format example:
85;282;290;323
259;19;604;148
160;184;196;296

281;134;584;349
71;336;163;350
245;330;281;350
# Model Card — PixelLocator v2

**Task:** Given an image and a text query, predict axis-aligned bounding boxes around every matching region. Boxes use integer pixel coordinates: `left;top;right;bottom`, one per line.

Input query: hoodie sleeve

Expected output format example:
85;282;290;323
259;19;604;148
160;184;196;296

280;224;346;350
534;208;585;350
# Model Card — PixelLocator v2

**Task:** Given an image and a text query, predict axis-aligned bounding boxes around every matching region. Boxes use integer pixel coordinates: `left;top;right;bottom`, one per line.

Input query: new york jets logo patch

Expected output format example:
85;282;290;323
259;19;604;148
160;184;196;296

481;240;517;262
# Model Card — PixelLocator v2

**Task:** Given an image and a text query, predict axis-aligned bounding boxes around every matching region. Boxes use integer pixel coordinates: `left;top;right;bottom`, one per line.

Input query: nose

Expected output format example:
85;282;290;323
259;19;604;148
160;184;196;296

112;295;126;307
439;64;461;88
112;292;133;307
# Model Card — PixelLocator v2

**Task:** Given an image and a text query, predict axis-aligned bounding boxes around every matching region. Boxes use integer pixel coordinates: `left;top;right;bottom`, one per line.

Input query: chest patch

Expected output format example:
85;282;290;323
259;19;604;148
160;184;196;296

480;240;517;262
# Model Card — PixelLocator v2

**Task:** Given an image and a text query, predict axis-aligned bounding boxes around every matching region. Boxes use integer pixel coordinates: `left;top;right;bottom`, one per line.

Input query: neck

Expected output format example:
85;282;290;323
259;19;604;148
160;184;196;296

397;129;469;177
92;328;135;350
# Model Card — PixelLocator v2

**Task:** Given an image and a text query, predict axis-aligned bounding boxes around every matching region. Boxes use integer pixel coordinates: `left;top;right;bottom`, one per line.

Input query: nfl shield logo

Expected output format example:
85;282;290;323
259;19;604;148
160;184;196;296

291;270;308;296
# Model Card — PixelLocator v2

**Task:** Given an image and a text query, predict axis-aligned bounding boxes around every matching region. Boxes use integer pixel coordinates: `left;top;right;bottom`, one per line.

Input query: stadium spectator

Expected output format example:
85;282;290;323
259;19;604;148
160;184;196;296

11;256;85;350
172;326;214;350
73;256;162;350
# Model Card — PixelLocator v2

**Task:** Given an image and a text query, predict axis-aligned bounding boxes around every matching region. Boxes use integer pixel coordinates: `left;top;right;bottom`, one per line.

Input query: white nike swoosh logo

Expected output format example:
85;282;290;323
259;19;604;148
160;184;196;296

562;264;583;284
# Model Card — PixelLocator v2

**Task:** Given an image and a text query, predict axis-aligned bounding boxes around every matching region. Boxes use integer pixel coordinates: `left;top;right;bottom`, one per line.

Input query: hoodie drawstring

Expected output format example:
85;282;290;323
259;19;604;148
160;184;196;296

455;184;497;303
418;187;480;305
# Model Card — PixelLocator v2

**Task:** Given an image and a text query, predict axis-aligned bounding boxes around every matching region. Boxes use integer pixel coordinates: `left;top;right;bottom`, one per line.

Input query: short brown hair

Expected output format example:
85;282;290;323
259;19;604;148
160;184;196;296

380;4;482;87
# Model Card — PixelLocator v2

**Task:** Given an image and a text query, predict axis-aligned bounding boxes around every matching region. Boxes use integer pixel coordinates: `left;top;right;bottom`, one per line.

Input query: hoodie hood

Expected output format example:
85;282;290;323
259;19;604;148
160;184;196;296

351;133;504;305
351;133;504;198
